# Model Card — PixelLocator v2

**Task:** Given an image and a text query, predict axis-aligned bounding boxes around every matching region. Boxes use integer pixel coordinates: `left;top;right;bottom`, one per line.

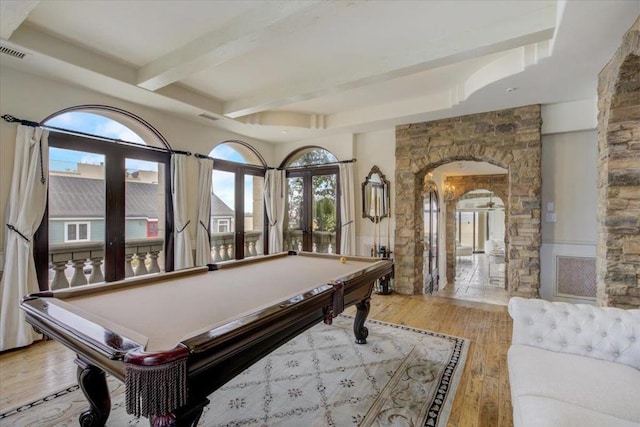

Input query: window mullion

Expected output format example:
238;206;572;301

234;171;245;259
104;150;126;282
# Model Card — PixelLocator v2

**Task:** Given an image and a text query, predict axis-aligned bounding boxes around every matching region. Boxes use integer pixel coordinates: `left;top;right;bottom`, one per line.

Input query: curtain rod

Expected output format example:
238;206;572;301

268;158;357;170
198;149;356;171
3;114;356;168
1;114;191;156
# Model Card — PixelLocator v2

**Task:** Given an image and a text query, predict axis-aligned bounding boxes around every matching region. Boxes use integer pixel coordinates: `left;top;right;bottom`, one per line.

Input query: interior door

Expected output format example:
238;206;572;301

423;189;439;293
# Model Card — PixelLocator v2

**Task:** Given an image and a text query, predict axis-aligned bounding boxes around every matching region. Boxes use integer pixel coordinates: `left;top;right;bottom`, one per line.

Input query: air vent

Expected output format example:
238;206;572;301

0;45;27;59
198;113;220;122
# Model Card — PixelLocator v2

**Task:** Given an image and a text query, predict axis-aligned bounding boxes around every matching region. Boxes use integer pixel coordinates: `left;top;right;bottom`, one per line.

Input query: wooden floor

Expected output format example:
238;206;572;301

0;293;513;426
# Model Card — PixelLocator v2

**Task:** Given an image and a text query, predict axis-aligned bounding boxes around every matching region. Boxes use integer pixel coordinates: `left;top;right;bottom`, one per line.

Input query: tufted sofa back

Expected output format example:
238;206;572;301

509;297;640;370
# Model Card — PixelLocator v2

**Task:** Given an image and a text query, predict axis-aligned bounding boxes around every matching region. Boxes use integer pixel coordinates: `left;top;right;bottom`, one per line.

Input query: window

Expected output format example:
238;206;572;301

147;220;158;238
64;222;90;242
210;141;266;261
217;219;230;233
35;107;173;290
281;147;340;254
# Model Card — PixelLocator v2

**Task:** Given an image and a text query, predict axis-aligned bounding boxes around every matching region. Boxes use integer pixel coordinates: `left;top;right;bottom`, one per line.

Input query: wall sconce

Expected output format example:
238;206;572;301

443;183;456;201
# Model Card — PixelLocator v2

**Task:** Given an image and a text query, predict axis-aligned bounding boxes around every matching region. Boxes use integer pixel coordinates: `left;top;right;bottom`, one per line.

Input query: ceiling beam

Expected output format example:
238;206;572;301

136;0;350;92
223;5;557;119
0;0;39;40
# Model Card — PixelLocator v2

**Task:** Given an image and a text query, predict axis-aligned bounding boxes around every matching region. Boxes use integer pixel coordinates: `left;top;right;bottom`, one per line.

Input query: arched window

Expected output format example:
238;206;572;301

280;146;341;254
35;106;173;290
211;140;265;166
208;141;266;261
281;146;337;168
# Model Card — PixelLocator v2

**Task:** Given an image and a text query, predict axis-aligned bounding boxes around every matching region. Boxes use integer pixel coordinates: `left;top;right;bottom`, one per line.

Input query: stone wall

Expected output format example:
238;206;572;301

597;18;640;308
444;174;508;283
395;105;542;296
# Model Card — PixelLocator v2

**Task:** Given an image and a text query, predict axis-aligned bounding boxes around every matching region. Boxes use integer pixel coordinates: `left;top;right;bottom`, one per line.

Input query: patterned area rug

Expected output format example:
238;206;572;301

1;316;468;427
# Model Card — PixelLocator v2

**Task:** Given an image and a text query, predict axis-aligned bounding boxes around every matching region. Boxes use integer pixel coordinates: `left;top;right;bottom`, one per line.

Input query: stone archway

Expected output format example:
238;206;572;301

596;18;639;308
444;174;508;284
395;105;542;296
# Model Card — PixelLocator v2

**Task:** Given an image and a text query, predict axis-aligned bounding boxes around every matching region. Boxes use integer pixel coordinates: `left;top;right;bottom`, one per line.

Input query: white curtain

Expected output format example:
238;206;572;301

0;125;49;351
171;154;194;270
195;157;213;266
264;169;286;253
339;162;356;255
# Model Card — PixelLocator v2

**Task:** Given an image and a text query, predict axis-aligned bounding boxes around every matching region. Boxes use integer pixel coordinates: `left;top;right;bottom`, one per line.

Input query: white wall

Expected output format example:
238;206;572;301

354;130;396;256
0;65;275;256
540;129;598;303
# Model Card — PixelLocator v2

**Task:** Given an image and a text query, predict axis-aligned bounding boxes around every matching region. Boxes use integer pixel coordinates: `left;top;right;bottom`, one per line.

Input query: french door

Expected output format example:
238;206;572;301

35;132;172;290
285;167;340;253
423;188;439;293
211;159;267;260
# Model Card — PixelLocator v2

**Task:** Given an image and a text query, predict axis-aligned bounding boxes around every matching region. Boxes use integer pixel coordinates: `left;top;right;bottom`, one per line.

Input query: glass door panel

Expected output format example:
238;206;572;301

212;170;236;261
48;148;105;289
124;158;165;278
285;176;304;251
430;196;438;274
244;174;264;257
312;174;337;253
423;190;439;293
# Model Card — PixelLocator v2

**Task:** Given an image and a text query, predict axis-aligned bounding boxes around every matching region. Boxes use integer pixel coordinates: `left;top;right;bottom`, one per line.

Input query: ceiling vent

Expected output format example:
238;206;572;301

0;45;27;59
198;113;220;122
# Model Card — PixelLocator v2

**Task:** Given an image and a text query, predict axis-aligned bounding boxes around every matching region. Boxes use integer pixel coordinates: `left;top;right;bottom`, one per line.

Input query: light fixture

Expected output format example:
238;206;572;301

506;87;518;92
281;129;288;134
443;183;456;201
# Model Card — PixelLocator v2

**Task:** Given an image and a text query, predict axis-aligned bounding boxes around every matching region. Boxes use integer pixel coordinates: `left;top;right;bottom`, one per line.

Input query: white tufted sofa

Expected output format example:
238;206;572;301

508;297;640;427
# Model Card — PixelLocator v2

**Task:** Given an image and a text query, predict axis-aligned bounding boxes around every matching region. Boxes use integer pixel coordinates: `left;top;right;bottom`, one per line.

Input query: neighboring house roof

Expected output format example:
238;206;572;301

212;193;234;217
49;175;159;218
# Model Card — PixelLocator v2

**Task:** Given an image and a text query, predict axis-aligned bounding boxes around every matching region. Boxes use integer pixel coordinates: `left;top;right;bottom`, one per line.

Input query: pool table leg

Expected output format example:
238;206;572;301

354;297;371;344
150;397;209;427
75;358;111;427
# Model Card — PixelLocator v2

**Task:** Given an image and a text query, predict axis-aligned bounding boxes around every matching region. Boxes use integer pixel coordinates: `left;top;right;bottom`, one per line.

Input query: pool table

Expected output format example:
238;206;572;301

20;251;393;426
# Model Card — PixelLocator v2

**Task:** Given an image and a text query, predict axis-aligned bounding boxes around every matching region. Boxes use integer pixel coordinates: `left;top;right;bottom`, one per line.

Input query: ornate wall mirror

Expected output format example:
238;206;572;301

362;165;390;223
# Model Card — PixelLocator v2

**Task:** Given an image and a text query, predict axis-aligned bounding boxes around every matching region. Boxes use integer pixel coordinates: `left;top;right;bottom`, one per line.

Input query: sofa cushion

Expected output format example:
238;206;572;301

509;297;640;369
516;395;640;427
509;344;640;422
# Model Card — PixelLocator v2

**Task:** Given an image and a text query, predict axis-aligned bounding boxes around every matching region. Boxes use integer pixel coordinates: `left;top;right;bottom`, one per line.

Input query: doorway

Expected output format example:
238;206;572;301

443;189;508;304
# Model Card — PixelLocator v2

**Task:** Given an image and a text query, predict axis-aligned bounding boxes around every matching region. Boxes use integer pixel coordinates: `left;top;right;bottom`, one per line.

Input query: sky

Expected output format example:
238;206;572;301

46;111;251;212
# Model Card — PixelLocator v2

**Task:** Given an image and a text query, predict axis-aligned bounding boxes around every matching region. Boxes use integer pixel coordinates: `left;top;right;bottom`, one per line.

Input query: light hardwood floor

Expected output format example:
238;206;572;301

0;293;513;426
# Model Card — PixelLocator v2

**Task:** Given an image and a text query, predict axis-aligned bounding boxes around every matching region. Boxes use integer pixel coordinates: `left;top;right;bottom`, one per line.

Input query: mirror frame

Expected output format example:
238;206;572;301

362;165;390;223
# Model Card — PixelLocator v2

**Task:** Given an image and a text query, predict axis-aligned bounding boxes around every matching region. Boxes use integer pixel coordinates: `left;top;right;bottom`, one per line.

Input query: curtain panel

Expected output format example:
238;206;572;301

195;158;214;266
339;163;356;255
264;169;286;253
0;125;49;351
171;154;194;270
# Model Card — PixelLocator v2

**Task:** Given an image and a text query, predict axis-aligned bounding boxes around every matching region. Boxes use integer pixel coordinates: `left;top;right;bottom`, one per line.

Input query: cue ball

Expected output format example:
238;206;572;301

340;257;347;263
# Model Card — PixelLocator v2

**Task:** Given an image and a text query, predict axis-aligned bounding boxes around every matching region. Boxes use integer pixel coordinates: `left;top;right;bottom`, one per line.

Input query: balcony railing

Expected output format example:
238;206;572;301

47;232;265;289
48;238;164;290
283;230;336;254
210;230;264;262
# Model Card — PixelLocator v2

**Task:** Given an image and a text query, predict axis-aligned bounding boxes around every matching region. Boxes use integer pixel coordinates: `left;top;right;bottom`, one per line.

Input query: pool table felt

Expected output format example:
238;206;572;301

45;255;380;351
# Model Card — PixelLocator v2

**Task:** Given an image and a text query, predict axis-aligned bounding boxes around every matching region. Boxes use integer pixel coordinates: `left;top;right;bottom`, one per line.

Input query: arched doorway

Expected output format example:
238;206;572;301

596;32;640;307
394;104;542;297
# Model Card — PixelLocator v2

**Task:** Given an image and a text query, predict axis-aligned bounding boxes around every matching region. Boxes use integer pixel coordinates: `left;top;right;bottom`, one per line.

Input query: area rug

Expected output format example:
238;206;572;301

0;315;468;427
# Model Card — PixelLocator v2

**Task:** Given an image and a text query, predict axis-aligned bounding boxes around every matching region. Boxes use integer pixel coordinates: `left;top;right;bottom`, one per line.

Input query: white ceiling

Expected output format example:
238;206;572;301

1;0;638;145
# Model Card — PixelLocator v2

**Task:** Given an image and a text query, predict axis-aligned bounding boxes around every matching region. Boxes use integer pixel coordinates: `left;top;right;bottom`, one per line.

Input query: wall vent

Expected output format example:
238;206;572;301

198;113;220;122
556;256;596;298
0;45;27;59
